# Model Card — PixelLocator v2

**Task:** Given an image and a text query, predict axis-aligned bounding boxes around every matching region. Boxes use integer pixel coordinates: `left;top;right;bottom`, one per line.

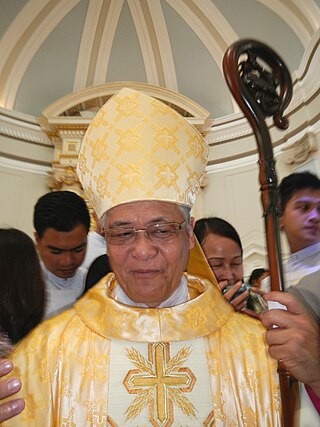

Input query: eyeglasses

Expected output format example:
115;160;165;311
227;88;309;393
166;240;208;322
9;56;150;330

105;221;186;245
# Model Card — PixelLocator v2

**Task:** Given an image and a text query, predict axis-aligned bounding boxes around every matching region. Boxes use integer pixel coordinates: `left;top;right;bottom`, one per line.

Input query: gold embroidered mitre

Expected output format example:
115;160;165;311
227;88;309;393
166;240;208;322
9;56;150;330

76;87;209;218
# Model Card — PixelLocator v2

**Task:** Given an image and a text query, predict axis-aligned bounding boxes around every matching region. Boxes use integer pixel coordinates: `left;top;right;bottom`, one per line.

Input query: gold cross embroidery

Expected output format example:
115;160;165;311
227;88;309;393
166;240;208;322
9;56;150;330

124;342;196;426
92;401;108;426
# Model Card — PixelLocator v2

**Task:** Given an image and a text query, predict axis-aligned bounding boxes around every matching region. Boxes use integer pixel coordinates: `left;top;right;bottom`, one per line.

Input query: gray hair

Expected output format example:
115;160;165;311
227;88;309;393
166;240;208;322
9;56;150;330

100;211;108;230
101;203;191;228
178;205;191;221
177;205;192;233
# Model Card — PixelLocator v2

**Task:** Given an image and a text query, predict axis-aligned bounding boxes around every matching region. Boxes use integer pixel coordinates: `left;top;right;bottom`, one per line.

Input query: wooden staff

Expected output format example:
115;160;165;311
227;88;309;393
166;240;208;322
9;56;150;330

222;39;298;427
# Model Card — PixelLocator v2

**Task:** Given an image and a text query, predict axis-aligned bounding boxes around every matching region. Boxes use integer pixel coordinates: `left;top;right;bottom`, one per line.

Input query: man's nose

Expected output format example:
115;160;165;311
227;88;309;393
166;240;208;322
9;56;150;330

309;207;320;222
60;251;74;265
130;232;158;259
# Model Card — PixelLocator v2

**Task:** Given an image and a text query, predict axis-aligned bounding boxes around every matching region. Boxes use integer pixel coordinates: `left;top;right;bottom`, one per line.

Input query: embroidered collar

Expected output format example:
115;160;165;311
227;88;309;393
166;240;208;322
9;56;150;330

74;273;235;342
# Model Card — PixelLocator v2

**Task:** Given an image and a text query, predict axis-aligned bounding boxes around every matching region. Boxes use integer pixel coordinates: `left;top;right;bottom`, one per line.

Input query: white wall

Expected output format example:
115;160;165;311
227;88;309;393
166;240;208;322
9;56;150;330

0;111;53;237
0;160;50;237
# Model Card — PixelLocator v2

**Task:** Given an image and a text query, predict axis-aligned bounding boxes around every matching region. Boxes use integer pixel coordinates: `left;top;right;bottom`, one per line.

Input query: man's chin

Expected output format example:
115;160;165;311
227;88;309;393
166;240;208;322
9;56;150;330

56;269;77;278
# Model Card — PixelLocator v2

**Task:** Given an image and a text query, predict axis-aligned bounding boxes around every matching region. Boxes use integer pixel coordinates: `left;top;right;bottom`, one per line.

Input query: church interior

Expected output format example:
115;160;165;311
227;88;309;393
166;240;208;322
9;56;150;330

0;0;319;277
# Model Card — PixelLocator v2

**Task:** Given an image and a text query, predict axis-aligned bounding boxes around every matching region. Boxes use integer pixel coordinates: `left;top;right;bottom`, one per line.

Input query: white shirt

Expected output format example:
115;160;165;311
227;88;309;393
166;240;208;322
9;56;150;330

81;231;106;270
42;263;87;319
259;242;320;292
285;242;320;288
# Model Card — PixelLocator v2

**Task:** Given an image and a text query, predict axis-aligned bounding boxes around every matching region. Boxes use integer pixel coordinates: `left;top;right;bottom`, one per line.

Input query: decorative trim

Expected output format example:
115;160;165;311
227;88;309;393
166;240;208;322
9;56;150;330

258;0;318;48
0;0;81;110
0;109;52;146
42;81;210;120
282;130;318;165
0;153;51;174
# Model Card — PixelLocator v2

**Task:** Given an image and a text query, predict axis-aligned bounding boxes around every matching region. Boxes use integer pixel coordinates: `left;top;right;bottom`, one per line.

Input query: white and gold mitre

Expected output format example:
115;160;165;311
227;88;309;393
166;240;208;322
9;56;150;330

77;87;209;218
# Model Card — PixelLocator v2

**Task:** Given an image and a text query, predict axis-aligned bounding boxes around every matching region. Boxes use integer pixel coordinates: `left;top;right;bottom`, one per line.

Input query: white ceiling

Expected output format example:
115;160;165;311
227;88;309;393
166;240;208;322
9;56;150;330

0;0;319;120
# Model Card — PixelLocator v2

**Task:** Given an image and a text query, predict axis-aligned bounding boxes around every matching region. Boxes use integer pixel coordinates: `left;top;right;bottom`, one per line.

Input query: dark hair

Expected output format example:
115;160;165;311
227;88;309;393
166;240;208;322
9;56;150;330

0;228;46;343
248;268;269;285
278;172;320;212
33;191;90;238
84;254;111;293
194;217;243;254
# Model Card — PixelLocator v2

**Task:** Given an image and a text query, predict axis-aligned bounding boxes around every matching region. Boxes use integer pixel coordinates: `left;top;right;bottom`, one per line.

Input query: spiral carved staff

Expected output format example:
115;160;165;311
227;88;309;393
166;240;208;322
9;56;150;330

222;39;297;427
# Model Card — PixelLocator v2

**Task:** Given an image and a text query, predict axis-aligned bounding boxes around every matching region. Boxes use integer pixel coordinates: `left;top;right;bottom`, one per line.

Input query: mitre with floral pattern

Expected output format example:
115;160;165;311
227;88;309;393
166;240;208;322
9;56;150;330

77;87;208;219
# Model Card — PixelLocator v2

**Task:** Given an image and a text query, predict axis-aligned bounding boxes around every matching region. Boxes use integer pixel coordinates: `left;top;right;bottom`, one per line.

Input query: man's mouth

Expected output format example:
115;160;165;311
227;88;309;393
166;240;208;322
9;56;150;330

132;269;160;276
58;267;76;276
305;225;319;234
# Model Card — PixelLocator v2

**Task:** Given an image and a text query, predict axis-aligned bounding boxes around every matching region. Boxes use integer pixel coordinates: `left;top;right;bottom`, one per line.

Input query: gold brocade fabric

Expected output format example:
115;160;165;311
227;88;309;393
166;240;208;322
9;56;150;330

187;238;218;287
3;274;281;426
76;88;209;218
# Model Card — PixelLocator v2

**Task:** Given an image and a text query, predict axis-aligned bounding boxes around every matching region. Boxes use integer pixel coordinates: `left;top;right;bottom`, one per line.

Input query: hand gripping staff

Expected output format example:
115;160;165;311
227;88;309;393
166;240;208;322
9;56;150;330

222;39;298;427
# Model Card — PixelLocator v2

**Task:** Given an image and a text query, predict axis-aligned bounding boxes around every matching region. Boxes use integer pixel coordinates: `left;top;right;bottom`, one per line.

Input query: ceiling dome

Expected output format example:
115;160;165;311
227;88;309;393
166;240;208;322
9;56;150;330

1;0;319;119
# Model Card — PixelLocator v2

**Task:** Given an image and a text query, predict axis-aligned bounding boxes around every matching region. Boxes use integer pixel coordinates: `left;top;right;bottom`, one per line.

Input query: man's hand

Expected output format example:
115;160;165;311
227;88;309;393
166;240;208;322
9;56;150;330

261;291;320;396
0;359;24;422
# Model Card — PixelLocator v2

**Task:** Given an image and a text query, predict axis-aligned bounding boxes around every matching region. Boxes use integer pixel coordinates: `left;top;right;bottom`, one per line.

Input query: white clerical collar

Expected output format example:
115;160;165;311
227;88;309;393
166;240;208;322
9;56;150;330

114;276;189;308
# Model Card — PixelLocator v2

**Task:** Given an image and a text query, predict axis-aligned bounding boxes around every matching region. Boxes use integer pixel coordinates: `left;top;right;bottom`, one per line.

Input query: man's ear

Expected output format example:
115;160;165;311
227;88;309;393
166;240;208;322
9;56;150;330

34;231;41;245
188;217;195;249
279;215;284;230
190;217;195;229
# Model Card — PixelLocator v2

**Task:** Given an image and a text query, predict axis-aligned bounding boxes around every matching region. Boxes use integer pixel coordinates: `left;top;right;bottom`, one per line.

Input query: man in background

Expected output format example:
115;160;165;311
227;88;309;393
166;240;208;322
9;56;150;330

261;171;320;293
276;171;320;423
34;190;90;318
278;171;320;288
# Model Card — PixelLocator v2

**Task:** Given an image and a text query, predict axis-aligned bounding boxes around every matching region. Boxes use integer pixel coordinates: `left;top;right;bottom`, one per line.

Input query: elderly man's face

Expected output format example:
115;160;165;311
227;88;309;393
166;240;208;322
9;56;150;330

105;201;195;307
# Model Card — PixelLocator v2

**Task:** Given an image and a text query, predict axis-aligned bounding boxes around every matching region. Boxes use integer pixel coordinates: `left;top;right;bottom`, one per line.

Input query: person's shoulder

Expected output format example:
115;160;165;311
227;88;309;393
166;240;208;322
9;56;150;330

299;268;320;283
216;312;270;357
288;270;320;324
232;310;264;327
289;268;320;297
225;310;267;336
76;265;89;278
12;308;78;355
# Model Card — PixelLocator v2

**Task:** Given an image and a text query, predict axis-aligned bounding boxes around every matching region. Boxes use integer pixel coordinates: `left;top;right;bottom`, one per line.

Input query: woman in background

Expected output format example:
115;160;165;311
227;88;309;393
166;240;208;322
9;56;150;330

194;217;265;315
0;228;46;422
194;217;248;311
0;228;46;346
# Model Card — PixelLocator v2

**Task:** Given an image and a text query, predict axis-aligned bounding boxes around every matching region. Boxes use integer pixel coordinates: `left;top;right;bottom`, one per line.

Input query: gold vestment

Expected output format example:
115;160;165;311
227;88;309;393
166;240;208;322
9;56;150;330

3;273;281;426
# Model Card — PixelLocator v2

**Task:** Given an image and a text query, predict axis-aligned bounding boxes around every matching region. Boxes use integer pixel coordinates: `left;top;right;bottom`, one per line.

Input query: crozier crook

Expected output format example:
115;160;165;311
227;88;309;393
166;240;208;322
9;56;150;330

222;39;297;427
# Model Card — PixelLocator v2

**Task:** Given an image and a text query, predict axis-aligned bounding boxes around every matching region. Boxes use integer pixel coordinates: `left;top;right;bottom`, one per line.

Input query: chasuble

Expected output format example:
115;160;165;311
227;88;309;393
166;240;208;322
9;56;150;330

3;273;281;426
